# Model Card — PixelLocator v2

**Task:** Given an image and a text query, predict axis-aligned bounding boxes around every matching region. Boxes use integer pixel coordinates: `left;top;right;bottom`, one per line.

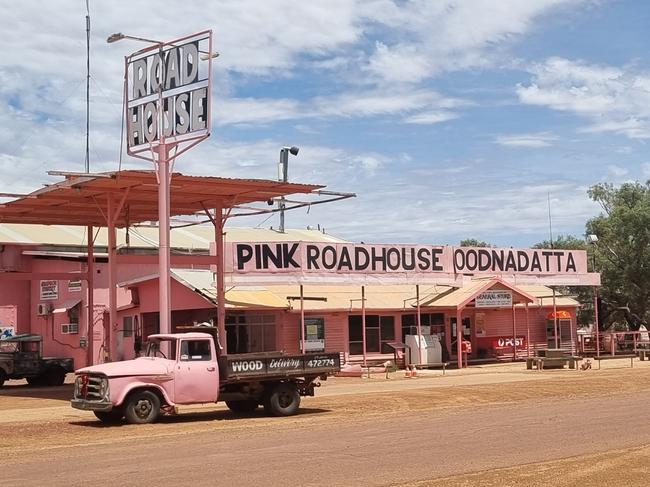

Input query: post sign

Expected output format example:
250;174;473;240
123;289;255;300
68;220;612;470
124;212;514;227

475;290;513;308
125;30;212;156
492;337;526;349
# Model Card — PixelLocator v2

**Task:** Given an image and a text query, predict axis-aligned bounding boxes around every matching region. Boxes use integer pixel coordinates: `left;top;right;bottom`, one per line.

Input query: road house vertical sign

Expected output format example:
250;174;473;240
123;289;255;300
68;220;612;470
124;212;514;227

125;31;212;157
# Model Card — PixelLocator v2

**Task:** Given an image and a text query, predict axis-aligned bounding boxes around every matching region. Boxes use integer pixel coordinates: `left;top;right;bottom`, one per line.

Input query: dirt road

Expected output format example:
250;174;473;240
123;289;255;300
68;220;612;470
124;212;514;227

2;361;650;486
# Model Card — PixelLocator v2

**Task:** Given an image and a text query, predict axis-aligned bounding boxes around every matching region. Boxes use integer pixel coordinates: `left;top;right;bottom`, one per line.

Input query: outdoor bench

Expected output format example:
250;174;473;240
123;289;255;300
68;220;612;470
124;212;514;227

593;354;636;369
413;362;449;375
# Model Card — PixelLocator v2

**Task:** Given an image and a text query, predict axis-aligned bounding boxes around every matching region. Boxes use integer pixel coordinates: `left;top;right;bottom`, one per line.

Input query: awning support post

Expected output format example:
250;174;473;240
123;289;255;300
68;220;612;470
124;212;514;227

362;286;367;367
512;302;517;362
300;284;305;354
86;225;94;366
456;308;463;369
107;195;117;362
525;302;530;357
214;203;226;350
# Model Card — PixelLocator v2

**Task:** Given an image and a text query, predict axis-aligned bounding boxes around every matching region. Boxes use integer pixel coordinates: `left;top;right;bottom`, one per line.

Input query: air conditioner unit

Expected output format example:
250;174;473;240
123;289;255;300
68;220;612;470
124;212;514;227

37;303;51;316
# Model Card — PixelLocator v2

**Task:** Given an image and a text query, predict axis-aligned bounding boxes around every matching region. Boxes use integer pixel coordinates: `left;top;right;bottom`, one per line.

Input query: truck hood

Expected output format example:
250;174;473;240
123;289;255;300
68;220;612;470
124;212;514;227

76;357;172;378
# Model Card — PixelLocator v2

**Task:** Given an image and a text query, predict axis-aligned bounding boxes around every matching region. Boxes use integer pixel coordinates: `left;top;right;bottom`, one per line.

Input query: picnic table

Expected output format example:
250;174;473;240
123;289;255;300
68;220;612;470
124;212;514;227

526;349;582;370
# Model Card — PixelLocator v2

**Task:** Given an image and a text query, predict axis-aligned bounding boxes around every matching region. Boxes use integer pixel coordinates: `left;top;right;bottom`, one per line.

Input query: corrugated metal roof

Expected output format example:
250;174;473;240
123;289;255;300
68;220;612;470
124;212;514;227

0;224;347;248
0;170;324;227
121;269;579;312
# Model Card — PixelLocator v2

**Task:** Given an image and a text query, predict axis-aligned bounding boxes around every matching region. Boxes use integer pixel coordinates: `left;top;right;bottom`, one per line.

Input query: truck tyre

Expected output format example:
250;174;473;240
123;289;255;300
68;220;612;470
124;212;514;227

225;400;259;414
0;369;6;388
44;367;66;386
94;410;124;424
263;382;300;417
26;376;45;387
124;390;161;424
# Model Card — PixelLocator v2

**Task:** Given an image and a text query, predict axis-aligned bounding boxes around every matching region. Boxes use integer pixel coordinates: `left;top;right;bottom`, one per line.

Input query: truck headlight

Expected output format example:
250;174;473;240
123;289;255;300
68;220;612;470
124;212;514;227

98;378;108;398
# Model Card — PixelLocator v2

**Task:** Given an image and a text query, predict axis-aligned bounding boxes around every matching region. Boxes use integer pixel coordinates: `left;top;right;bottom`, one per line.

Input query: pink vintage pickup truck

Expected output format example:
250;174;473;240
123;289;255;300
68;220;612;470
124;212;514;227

71;332;340;424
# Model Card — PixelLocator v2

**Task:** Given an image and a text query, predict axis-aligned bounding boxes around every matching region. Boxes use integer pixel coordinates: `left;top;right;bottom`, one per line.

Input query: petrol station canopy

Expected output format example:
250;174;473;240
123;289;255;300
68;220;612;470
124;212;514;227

0;170;327;227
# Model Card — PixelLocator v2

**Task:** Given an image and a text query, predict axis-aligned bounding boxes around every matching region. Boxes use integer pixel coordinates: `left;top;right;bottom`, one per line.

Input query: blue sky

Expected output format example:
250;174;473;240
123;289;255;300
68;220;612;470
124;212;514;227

0;1;649;247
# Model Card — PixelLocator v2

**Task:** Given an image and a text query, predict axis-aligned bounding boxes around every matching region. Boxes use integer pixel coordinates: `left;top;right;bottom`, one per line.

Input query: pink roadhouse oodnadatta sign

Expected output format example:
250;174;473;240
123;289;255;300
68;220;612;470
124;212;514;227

218;242;600;286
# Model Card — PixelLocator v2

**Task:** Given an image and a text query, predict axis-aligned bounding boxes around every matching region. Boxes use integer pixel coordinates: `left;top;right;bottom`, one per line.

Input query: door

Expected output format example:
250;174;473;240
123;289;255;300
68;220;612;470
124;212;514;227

173;338;218;404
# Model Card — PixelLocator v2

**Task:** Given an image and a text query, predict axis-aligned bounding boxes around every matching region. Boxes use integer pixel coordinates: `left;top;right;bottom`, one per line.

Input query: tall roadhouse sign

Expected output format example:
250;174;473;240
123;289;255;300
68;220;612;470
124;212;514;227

221;242;600;286
125;30;212;159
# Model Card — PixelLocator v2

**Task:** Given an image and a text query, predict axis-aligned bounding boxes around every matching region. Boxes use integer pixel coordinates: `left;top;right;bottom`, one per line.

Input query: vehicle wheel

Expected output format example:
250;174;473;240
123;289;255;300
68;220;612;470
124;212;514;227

26;376;45;387
124;390;161;424
225;399;259;414
94;409;124;424
263;382;300;417
0;369;6;388
44;367;66;386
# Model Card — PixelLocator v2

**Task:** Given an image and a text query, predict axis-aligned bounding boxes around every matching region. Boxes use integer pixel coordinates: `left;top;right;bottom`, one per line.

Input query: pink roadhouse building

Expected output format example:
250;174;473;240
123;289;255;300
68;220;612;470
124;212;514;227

0;223;583;369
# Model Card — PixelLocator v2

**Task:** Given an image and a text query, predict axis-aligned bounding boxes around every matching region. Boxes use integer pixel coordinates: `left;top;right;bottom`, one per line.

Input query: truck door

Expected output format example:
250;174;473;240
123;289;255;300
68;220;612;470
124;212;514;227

173;338;218;404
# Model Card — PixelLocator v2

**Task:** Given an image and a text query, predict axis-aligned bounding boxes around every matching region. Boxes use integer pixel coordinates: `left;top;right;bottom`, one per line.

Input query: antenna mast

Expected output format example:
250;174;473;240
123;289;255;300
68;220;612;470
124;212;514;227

85;0;90;173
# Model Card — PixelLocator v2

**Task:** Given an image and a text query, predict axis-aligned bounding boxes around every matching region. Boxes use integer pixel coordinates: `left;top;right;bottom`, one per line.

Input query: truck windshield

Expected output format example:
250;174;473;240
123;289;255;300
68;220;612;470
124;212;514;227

145;339;177;360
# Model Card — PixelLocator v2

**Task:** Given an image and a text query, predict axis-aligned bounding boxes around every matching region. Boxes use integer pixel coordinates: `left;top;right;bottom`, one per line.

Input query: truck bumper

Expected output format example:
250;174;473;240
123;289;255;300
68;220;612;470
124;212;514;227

70;398;114;412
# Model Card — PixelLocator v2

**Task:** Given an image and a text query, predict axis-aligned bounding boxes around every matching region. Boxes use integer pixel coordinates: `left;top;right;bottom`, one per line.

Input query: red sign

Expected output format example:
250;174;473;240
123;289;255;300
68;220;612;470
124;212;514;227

492;337;526;349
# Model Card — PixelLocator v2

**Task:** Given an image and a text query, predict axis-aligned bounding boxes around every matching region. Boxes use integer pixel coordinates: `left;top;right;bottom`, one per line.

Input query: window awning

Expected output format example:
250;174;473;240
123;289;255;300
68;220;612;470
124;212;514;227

52;299;82;314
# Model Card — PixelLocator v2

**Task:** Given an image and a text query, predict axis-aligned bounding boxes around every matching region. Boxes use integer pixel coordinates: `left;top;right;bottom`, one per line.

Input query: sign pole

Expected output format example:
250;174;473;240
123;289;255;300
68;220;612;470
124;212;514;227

158;143;171;337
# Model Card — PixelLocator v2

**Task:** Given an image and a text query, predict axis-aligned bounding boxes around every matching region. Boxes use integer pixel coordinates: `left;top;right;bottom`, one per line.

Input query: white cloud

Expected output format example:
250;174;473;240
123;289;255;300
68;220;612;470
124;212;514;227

361;0;580;82
495;132;558;148
518;57;650;139
404;111;459;125
215;98;303;126
214;90;467;126
607;165;629;178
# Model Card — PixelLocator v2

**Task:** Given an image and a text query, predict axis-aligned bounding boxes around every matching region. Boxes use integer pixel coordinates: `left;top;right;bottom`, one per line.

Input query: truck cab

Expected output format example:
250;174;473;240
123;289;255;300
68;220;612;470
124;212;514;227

0;334;73;387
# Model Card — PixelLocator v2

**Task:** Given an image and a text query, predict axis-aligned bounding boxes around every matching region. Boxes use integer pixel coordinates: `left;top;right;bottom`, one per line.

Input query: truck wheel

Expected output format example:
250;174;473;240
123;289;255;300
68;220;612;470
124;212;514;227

26;376;45;387
94;410;124;424
124;390;161;424
264;382;301;417
225;400;259;414
44;367;66;386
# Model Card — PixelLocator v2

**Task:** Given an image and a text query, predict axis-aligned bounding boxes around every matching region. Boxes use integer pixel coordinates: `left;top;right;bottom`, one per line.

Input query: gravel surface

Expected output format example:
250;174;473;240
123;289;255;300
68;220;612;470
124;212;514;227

2;359;650;486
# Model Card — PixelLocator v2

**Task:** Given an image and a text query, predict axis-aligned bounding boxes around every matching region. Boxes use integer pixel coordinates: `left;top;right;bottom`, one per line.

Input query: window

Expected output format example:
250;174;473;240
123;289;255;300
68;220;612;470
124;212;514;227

69;304;80;325
225;313;276;353
61;323;79;334
348;315;395;355
401;313;444;339
180;340;212;361
123;316;134;337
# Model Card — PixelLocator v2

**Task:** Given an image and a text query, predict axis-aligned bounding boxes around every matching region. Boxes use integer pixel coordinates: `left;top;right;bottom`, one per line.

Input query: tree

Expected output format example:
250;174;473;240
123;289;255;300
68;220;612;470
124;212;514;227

533;235;594;326
586;181;650;330
459;238;493;247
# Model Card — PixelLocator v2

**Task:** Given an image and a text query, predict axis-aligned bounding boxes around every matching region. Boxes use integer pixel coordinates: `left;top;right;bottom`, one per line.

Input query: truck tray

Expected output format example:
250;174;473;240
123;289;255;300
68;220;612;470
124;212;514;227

220;352;341;380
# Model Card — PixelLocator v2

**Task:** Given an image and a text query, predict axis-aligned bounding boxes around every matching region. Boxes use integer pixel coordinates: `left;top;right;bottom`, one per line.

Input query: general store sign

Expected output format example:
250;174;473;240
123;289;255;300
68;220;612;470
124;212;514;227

221;242;598;286
475;290;512;308
40;280;58;300
125;30;212;152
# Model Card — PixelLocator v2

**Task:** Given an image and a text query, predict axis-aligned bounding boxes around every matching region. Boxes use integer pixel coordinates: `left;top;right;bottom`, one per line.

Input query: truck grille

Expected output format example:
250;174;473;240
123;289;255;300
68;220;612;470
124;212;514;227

75;374;107;401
